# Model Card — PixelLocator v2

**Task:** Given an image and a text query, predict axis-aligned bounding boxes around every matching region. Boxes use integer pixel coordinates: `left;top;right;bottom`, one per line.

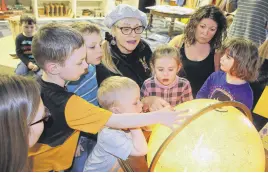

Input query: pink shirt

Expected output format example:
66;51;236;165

141;76;193;107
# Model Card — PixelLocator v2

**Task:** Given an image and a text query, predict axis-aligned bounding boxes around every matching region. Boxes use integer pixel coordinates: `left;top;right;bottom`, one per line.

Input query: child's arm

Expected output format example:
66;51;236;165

181;80;193;102
196;75;212;99
65;95;189;134
129;128;148;156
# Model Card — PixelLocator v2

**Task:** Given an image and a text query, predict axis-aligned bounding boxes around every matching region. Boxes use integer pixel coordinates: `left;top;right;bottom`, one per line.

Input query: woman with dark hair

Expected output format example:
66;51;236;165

169;5;227;97
0;75;47;171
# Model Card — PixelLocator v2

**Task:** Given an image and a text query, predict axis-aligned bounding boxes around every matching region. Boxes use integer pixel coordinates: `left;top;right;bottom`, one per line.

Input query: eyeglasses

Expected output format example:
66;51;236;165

115;26;145;35
30;107;51;126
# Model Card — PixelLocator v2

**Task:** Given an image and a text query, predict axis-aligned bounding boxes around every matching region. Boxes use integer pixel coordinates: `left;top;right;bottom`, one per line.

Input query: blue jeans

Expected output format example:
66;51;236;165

15;61;42;76
70;136;97;172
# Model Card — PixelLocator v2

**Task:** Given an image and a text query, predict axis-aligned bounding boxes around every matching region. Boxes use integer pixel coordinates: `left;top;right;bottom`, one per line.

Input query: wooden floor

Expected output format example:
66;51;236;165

0;35;19;70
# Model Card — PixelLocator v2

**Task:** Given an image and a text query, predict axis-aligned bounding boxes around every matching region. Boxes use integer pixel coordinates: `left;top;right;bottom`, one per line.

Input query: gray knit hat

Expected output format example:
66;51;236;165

104;4;147;28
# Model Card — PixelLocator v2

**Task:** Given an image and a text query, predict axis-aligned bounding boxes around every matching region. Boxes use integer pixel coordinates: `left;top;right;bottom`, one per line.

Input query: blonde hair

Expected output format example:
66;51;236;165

150;45;181;69
101;25;122;75
97;76;139;109
222;38;261;82
70;21;100;35
259;40;268;63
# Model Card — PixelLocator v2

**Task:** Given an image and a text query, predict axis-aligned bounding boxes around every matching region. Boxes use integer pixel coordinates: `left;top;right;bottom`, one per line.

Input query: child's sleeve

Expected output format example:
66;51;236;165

196;74;212;99
140;82;149;98
15;35;30;66
182;80;193;102
65;95;112;134
99;128;133;160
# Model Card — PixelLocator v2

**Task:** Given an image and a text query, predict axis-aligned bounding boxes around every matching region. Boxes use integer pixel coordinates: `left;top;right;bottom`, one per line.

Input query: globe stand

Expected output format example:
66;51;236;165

148;101;252;172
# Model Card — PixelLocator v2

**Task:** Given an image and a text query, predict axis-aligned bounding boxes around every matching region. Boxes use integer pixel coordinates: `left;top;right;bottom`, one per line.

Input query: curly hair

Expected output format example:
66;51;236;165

184;5;227;49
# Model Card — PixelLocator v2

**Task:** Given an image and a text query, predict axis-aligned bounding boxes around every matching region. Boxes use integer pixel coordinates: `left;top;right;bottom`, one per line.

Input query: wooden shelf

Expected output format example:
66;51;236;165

77;0;102;2
32;0;139;19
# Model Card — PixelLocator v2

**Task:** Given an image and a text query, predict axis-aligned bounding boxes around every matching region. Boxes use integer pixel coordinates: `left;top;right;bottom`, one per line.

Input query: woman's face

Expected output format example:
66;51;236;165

195;18;218;44
28;98;45;148
113;18;143;54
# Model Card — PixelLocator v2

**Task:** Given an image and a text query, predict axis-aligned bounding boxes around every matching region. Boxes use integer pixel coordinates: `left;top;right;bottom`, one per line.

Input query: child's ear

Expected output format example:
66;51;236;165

177;64;182;73
110;106;121;114
45;62;61;75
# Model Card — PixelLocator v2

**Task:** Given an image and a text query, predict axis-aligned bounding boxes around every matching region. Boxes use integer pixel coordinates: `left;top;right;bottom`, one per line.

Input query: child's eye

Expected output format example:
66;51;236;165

200;25;205;28
169;69;174;71
77;62;83;65
133;102;137;105
158;69;163;72
88;46;95;49
210;29;216;32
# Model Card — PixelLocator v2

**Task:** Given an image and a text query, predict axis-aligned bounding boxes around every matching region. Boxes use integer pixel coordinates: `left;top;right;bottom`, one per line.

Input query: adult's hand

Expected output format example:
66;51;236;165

142;96;172;112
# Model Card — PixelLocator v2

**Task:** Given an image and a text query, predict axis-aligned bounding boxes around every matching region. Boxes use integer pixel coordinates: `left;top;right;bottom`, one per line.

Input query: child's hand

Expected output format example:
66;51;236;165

27;62;35;70
149;97;171;112
157;109;191;130
75;144;84;157
31;64;39;72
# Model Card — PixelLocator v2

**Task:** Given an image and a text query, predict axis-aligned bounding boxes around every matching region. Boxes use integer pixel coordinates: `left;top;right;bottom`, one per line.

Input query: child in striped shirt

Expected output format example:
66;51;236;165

67;22;103;171
141;45;193;109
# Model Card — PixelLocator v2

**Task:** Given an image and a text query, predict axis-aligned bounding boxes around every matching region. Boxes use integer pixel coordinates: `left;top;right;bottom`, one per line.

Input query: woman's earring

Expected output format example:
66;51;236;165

111;37;116;45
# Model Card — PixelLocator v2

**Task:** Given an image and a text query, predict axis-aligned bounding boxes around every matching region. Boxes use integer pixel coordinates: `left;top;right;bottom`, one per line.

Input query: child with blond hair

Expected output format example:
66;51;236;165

67;21;103;172
141;45;193;109
84;76;148;172
29;23;189;171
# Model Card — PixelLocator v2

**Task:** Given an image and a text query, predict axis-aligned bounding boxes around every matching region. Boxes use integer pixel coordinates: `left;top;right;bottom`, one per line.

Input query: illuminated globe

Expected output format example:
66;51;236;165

147;99;265;172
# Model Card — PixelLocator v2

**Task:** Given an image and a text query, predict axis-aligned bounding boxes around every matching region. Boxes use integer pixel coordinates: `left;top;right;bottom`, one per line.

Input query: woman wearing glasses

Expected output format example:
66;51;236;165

0;75;49;171
97;4;171;111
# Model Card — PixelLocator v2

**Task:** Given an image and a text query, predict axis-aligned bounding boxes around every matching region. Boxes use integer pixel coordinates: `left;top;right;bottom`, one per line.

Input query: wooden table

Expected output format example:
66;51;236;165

146;5;194;37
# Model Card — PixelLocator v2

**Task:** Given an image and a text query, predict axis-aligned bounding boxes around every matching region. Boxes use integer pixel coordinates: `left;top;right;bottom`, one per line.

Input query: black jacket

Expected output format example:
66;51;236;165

97;39;152;87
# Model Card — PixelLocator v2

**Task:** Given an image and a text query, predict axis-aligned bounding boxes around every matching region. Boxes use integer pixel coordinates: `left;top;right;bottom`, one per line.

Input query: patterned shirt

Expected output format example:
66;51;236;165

228;0;268;46
67;65;98;106
141;76;193;107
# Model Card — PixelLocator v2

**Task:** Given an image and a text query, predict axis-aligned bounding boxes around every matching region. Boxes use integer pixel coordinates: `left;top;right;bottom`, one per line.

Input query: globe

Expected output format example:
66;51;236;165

147;99;265;172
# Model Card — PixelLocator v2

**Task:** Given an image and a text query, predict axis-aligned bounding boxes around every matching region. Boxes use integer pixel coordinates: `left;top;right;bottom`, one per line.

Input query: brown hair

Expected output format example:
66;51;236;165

32;23;84;70
70;21;101;35
20;14;36;25
0;75;40;171
184;5;227;49
259;40;268;63
150;45;181;69
98;76;139;109
222;38;261;82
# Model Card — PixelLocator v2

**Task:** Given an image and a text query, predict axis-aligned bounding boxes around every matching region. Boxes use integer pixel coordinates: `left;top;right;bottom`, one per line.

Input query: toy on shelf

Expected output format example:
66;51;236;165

42;3;71;17
1;0;7;11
